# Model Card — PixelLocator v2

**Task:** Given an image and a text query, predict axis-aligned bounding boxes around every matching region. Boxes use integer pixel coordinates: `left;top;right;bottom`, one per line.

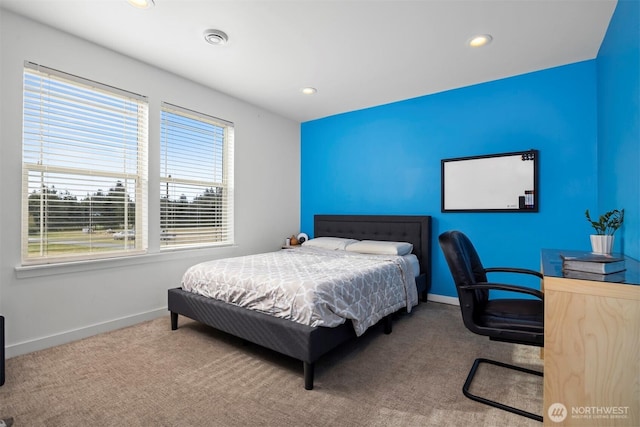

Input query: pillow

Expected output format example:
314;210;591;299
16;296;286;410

302;237;359;251
345;240;413;256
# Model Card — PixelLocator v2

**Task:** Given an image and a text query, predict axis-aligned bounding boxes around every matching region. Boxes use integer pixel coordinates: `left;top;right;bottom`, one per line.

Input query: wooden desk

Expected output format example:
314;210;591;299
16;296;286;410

542;249;640;426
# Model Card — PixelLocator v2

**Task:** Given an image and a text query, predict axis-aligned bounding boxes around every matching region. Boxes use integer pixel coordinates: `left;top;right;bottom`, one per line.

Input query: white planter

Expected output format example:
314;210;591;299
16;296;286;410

590;235;614;254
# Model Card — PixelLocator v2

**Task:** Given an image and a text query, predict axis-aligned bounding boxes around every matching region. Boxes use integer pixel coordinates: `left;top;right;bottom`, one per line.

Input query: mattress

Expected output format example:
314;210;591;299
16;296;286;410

181;246;418;336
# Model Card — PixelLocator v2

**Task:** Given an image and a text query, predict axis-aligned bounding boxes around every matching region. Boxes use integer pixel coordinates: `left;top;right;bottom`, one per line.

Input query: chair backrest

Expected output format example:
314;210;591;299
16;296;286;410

438;230;490;312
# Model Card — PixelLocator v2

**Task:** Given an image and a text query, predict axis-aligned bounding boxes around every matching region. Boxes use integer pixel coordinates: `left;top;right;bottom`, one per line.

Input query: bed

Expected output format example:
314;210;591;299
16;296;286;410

168;214;432;389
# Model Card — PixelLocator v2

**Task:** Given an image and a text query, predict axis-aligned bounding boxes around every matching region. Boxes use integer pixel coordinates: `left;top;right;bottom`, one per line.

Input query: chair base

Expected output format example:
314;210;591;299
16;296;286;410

463;357;543;422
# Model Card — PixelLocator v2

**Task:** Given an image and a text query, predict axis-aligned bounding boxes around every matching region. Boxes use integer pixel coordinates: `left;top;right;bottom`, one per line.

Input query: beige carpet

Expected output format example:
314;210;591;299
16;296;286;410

0;302;543;426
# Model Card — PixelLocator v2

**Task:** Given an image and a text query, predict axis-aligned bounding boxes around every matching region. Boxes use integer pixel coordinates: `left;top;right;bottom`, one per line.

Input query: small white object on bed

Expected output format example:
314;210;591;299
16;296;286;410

301;237;359;251
345;240;413;256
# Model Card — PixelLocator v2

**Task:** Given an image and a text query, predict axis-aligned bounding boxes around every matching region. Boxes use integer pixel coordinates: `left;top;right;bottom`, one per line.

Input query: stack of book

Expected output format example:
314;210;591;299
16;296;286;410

561;253;626;282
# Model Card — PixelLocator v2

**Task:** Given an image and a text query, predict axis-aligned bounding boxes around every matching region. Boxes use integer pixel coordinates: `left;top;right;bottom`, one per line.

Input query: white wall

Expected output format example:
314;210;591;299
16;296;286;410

0;10;301;357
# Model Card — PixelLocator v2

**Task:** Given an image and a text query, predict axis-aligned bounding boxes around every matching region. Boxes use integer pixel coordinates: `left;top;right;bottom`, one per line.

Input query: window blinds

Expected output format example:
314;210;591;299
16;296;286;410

22;62;149;264
160;102;234;248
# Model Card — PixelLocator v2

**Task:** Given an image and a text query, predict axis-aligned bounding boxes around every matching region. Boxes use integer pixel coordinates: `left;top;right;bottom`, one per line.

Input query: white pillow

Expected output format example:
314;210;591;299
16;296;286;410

302;237;359;251
345;240;413;256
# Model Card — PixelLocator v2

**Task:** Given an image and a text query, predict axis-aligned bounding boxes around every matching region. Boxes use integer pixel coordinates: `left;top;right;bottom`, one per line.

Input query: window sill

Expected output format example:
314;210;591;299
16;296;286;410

15;244;235;279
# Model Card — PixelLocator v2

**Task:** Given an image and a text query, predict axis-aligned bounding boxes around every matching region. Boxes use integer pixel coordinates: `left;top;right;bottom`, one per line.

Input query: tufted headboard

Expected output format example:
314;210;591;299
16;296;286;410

314;215;432;297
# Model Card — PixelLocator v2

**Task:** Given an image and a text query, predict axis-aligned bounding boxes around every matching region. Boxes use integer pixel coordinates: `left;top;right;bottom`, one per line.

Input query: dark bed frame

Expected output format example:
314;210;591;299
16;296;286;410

168;214;432;389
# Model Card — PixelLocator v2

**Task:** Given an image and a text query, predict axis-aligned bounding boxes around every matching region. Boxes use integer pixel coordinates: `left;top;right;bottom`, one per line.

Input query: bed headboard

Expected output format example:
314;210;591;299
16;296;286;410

313;215;432;279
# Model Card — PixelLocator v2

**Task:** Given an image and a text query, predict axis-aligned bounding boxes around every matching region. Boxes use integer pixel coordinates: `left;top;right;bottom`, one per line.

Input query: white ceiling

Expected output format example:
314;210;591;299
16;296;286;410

0;0;617;123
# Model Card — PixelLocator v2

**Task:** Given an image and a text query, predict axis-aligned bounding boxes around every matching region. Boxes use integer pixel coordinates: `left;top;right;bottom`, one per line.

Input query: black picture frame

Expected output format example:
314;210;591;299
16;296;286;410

441;149;539;213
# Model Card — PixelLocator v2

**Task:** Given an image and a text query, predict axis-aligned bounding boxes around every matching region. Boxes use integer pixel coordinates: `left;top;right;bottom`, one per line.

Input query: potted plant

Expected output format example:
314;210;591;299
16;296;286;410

585;208;624;254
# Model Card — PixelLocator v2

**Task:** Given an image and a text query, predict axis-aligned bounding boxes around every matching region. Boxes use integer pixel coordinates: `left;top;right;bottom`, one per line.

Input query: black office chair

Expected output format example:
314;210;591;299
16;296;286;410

438;230;544;422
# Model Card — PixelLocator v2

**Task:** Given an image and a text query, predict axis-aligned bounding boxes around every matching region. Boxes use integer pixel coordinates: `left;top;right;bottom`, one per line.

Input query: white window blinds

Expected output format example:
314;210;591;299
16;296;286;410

22;62;149;265
160;102;234;248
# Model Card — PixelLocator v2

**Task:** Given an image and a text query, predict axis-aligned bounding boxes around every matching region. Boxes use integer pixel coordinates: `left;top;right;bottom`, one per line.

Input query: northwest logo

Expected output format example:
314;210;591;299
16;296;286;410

548;403;568;422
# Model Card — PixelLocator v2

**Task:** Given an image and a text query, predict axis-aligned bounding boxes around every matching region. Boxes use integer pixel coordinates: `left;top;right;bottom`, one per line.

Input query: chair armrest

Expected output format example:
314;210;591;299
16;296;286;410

484;267;543;279
459;282;544;300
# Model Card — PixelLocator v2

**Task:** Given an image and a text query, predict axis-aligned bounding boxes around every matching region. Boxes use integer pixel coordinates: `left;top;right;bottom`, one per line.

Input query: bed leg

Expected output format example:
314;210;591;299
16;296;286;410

383;315;392;334
170;312;178;330
422;290;429;302
304;362;314;390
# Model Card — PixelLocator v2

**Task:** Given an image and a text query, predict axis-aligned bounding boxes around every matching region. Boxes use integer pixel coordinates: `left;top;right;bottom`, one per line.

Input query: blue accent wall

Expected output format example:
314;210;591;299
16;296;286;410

597;0;640;259
302;62;598;297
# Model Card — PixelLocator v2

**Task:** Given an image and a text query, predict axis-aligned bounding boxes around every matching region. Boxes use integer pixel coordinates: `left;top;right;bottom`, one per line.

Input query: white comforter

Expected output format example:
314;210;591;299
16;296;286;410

181;246;418;336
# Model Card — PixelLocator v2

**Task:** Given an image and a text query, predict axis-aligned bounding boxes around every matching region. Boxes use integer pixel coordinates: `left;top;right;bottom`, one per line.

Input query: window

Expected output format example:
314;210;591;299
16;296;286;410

22;62;148;265
160;102;234;248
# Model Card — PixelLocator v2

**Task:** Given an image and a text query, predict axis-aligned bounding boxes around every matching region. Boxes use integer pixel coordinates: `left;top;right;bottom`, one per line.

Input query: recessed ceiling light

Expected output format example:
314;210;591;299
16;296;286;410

468;34;493;48
203;29;229;46
301;87;317;95
127;0;155;9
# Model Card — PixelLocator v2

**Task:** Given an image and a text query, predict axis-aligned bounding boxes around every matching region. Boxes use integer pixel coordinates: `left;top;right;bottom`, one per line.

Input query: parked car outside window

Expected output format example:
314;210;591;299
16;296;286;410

113;230;135;240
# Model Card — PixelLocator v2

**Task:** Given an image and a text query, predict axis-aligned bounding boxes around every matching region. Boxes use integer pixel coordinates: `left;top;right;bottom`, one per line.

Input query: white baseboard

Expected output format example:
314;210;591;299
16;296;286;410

426;293;459;306
7;296;458;358
6;307;168;358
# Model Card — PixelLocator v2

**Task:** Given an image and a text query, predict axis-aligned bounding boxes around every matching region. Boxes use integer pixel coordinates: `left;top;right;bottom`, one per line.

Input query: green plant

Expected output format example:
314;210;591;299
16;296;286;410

585;209;625;235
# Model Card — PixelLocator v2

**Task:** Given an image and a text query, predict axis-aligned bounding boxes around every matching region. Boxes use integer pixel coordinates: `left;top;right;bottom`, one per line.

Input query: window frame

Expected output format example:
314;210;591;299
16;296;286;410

159;102;235;250
20;62;149;266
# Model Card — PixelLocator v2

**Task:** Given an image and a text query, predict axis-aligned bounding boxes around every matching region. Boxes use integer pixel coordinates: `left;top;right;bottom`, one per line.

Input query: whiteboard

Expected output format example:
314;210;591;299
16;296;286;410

441;150;538;212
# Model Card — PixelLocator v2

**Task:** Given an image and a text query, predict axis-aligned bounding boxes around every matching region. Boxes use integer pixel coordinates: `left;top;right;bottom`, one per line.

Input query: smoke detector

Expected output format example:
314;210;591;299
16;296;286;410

203;29;229;46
